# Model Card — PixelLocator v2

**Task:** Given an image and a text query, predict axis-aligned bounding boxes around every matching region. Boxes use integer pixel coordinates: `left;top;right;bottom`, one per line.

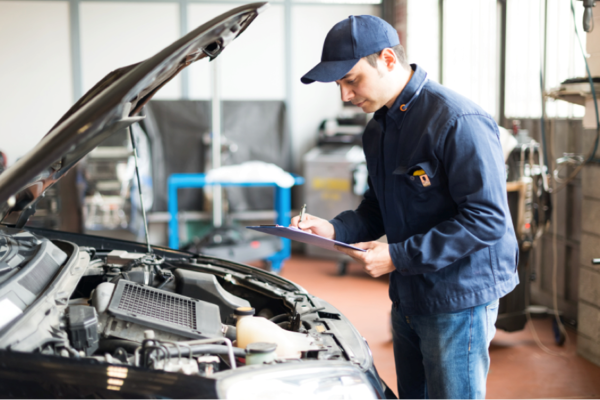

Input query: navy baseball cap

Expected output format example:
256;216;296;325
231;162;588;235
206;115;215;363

301;15;400;84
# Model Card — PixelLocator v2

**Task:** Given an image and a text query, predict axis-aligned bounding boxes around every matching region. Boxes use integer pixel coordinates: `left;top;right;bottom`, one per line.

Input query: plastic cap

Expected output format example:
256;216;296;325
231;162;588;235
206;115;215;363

245;342;277;354
234;307;255;316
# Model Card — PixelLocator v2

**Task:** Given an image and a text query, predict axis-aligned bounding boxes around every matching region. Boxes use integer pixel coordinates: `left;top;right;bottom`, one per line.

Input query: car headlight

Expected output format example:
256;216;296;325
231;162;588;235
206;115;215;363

217;362;378;400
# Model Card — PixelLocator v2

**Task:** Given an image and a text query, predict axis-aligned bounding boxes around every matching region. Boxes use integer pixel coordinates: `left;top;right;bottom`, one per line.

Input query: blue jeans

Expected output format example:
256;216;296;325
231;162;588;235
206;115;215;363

391;299;499;399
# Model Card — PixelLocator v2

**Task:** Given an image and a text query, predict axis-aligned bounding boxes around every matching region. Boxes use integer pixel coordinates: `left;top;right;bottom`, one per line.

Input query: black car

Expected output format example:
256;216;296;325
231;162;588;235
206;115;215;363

0;3;391;398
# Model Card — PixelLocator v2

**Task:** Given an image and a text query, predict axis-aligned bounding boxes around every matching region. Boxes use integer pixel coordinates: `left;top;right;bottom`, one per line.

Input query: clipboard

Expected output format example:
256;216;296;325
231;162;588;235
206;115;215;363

246;225;366;253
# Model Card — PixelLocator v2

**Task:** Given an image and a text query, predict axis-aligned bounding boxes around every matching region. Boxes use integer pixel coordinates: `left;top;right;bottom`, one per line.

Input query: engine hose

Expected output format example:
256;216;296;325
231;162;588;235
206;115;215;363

271;314;312;332
269;314;290;323
97;339;140;353
156;275;173;289
277;320;312;332
164;344;245;358
277;321;291;330
97;339;245;358
223;325;237;341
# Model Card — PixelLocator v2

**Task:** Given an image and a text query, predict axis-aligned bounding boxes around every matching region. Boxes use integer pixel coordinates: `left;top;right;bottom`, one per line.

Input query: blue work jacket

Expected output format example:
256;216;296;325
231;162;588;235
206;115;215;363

330;64;519;316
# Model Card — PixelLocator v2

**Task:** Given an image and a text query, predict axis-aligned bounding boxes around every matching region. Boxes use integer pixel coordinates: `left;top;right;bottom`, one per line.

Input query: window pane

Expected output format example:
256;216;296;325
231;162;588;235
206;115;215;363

505;0;586;119
407;0;440;82
505;0;543;119
443;0;498;119
545;0;586;118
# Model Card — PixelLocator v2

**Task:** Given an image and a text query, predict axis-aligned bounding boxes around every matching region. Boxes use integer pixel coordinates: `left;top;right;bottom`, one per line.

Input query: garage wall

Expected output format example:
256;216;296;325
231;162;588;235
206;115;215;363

578;12;600;367
290;4;380;166
0;1;73;166
79;2;181;98
1;1;587;165
579;163;600;367
187;3;286;100
0;0;381;172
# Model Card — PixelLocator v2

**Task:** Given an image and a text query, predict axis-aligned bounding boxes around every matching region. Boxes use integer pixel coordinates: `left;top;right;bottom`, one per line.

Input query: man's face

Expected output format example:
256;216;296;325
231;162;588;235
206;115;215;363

335;57;393;113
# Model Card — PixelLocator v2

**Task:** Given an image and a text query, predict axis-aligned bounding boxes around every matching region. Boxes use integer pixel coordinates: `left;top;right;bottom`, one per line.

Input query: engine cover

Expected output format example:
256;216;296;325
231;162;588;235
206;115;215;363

107;280;222;339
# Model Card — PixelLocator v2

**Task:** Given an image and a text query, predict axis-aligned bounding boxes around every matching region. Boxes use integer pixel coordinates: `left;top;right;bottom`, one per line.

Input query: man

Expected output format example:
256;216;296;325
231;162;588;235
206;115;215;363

291;15;519;399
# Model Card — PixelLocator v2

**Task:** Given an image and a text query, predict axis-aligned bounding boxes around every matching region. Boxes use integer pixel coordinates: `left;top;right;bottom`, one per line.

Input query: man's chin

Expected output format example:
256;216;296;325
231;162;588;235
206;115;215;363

353;101;378;113
360;104;378;113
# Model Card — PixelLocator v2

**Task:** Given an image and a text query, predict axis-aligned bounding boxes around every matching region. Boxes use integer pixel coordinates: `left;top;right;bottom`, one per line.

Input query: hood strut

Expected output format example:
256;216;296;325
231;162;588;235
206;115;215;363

124;103;152;254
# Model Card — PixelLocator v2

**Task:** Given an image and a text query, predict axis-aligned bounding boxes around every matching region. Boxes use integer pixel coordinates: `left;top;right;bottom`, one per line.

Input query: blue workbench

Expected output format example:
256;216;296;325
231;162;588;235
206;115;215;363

167;173;304;273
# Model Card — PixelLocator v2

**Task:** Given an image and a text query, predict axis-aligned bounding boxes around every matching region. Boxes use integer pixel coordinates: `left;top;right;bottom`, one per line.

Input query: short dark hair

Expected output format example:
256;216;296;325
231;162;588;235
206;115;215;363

364;44;410;69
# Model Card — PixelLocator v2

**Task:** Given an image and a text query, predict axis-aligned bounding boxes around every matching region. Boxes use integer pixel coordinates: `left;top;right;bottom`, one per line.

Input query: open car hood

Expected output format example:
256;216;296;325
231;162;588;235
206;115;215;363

0;2;268;227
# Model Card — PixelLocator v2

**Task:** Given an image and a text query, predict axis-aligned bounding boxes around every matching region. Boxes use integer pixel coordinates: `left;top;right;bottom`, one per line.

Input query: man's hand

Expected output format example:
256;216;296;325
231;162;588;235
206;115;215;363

290;213;335;240
336;241;396;278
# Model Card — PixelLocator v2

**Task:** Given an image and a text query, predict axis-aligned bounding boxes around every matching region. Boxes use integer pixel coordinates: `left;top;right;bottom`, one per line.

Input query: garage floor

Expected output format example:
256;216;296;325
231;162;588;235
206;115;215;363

279;255;600;399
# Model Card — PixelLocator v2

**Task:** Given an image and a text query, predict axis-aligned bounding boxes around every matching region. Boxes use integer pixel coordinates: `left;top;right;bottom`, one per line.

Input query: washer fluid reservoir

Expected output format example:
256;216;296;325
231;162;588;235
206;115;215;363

235;307;311;359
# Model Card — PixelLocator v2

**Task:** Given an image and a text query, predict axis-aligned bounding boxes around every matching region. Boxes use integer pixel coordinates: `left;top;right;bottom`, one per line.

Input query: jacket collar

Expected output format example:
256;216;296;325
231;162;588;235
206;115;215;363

374;64;428;124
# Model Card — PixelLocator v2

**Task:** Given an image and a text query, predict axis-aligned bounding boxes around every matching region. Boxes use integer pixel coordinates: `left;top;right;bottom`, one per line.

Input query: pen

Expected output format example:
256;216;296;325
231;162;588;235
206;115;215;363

299;204;306;223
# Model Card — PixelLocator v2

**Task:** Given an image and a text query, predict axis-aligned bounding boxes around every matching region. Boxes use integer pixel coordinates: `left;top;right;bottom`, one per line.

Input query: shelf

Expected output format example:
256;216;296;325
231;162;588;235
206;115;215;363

546;81;600;106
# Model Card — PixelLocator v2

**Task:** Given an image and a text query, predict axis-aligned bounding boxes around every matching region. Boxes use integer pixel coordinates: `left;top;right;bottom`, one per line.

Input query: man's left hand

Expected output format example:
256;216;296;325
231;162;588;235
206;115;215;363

335;241;396;278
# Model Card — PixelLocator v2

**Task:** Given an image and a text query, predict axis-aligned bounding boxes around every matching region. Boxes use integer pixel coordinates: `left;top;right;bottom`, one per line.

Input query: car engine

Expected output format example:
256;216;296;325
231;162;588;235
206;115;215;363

0;228;348;377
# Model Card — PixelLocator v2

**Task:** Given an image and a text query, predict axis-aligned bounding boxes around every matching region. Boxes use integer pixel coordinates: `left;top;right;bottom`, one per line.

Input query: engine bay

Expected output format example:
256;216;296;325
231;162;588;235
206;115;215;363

0;228;348;377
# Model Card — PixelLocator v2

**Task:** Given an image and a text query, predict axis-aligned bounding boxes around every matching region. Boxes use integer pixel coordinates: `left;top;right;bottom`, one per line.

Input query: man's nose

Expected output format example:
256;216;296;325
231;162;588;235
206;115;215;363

340;85;353;102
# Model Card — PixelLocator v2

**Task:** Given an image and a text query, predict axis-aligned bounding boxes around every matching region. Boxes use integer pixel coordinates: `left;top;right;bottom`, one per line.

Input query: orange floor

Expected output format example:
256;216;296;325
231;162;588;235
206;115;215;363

279;255;600;399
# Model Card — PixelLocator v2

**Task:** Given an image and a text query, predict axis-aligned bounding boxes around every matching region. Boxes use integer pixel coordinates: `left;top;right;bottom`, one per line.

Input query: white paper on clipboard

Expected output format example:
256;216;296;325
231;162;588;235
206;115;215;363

246;225;366;253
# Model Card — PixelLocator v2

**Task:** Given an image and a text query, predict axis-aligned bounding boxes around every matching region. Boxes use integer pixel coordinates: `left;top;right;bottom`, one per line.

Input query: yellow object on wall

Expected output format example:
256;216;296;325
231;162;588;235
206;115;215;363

311;177;350;191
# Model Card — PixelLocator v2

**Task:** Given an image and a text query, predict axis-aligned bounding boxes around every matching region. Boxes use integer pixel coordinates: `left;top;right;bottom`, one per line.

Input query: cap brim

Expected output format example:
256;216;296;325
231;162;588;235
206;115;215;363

300;58;361;84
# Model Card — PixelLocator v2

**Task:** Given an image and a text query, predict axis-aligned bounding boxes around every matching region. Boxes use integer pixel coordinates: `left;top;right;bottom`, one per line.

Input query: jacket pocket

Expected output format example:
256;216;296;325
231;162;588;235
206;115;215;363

393;159;440;195
393;159;447;231
394;159;438;178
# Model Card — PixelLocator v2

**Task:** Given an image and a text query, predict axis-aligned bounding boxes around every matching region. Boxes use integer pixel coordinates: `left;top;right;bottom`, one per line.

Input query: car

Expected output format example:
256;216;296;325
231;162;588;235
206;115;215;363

0;3;392;398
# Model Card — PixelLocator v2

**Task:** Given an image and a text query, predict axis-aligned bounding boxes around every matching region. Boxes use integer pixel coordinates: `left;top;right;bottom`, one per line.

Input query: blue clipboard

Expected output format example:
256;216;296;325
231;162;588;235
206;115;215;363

246;225;366;253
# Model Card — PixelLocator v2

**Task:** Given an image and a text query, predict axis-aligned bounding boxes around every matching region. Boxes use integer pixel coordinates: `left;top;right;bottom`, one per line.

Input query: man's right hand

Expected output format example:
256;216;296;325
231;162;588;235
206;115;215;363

290;213;336;240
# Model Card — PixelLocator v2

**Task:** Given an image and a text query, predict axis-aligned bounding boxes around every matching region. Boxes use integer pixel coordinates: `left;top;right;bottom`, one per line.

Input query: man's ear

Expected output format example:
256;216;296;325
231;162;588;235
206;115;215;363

379;48;397;71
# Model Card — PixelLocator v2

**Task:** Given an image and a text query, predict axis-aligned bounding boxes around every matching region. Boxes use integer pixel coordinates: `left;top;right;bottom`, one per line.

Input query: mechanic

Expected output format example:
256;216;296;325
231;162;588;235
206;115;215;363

291;15;519;399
